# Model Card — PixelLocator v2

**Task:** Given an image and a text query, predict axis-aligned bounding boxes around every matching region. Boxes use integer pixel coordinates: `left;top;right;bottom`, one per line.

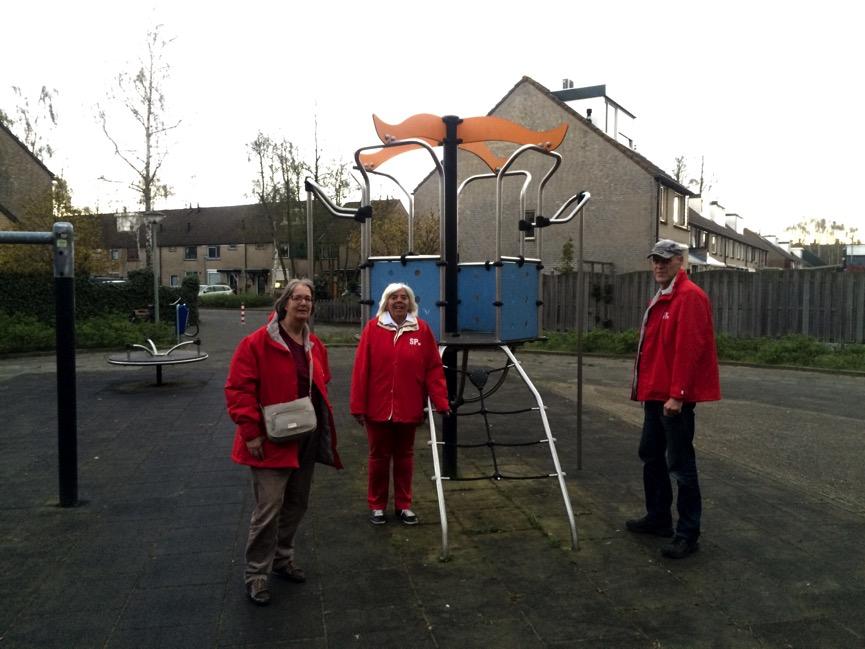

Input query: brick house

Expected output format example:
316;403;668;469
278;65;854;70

687;206;770;271
412;77;694;274
98;199;405;295
0;121;54;228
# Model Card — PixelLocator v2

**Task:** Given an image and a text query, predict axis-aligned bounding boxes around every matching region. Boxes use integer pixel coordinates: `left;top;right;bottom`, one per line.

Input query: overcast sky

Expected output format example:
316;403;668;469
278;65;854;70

3;0;862;239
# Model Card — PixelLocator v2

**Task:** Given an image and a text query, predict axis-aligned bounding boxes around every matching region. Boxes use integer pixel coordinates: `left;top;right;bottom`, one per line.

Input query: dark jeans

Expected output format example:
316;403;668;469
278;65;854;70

638;401;701;541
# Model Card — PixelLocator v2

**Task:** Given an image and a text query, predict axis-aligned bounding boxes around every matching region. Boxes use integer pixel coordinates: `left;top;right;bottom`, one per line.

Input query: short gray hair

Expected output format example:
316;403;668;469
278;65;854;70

376;282;418;318
274;278;315;320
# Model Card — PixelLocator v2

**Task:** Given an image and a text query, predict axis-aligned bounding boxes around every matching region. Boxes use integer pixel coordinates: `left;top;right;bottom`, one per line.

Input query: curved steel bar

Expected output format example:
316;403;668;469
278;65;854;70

361;167;415;252
303;177;356;218
457;171;531;251
548;191;591;224
353;138;444;328
428;344;450;559
535;150;563;220
495;143;558;262
500;345;578;550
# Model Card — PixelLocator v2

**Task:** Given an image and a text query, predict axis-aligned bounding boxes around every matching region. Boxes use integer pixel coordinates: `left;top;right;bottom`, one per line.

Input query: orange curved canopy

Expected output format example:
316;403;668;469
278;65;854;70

358;113;568;172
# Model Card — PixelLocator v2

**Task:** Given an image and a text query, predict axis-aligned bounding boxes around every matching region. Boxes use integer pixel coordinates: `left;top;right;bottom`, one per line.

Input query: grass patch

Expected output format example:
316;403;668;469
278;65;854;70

526;328;865;372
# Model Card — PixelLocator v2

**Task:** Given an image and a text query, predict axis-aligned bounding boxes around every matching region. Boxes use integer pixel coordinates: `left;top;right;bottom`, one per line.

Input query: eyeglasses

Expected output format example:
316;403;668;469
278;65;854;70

289;295;313;303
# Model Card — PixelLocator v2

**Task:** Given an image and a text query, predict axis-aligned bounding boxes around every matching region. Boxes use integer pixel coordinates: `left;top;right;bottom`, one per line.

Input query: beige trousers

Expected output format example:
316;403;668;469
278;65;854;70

244;431;318;584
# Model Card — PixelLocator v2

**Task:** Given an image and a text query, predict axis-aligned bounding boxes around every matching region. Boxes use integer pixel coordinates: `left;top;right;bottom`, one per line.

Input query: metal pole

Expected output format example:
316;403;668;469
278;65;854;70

576;206;585;470
307;190;314;281
53;222;78;506
441;115;461;478
0;224;79;507
151;219;160;324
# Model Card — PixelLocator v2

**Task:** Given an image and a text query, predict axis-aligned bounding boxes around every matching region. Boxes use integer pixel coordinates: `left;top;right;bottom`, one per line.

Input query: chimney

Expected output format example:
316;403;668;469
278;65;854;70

725;213;742;234
586;108;592;124
562;78;574;89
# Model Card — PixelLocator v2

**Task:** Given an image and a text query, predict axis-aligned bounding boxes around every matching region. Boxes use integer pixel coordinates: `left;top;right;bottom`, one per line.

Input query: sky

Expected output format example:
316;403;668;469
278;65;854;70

3;0;863;240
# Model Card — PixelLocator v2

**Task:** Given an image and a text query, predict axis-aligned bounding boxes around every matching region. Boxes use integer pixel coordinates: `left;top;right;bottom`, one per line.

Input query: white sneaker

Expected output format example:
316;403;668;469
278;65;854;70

369;509;386;525
396;508;418;525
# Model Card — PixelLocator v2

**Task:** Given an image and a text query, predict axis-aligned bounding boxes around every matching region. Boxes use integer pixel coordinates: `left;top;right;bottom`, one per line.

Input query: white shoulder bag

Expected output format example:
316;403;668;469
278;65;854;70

262;355;317;444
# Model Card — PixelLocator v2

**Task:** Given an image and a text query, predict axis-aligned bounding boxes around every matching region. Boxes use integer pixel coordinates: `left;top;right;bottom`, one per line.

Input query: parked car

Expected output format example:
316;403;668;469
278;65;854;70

199;284;234;297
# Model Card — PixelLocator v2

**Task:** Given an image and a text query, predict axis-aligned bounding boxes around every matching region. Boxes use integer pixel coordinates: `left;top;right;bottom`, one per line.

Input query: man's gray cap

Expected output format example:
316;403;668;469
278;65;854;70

647;239;687;259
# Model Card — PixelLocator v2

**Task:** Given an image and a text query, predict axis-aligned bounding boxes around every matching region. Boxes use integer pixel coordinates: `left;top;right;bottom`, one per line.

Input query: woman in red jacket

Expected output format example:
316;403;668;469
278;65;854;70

225;278;342;606
350;282;450;526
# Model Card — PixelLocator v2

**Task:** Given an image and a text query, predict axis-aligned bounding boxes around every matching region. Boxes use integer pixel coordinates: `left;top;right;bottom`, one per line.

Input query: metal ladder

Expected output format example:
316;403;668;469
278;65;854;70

427;345;578;559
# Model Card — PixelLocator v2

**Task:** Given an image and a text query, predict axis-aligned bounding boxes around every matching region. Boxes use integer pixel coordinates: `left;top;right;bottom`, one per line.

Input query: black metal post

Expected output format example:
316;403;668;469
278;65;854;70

441;115;462;477
53;223;78;506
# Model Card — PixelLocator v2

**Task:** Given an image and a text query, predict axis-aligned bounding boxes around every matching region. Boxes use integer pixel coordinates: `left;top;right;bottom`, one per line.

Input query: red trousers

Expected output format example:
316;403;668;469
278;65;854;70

366;420;417;510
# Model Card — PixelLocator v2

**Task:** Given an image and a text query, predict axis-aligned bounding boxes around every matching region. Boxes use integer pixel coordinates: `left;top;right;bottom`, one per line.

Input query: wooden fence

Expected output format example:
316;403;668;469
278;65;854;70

314;299;361;323
544;267;865;343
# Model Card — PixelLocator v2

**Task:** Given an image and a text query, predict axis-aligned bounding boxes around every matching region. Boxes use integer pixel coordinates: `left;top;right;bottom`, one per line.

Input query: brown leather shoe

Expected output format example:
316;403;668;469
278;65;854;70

246;578;270;606
272;562;306;583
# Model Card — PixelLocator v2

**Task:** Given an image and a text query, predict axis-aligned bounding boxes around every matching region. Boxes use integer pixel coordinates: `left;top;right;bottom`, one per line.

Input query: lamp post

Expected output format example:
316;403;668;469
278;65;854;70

143;211;166;323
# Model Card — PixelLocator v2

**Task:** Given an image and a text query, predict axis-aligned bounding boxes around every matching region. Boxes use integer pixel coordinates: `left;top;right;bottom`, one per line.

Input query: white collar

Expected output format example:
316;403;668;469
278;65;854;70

378;312;417;328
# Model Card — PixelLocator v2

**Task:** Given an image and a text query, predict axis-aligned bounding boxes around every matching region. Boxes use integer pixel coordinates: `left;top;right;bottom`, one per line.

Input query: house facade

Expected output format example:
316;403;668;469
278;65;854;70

0;121;54;228
98;199;405;295
687;206;770;271
412;77;694;274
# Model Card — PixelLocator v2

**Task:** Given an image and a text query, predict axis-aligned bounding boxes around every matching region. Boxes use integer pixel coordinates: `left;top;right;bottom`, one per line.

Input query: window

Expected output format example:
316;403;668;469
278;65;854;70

184;246;197;260
206;245;220;259
110;249;120;261
170;275;179;287
658;187;667;224
673;196;687;227
710;235;717;254
185;271;198;278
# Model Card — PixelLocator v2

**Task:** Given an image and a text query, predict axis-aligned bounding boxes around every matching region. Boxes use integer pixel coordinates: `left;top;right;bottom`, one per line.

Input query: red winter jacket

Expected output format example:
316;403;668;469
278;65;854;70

225;316;342;469
350;316;450;424
631;269;721;403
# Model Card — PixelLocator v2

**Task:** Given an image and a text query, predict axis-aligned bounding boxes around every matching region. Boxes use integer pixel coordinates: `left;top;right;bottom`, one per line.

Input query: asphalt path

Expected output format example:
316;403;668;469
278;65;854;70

4;307;863;515
2;307;864;648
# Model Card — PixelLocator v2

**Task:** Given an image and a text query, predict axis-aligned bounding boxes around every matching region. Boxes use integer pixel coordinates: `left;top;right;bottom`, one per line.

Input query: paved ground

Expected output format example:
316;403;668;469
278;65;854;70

0;308;863;648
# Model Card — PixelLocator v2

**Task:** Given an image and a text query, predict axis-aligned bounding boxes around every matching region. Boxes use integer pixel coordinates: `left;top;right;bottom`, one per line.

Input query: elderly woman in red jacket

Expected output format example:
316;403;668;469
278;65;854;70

350;282;450;526
225;278;342;606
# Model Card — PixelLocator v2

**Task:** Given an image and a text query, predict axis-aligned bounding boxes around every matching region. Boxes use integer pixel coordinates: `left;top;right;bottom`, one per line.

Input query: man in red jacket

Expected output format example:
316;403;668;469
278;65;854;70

626;239;721;559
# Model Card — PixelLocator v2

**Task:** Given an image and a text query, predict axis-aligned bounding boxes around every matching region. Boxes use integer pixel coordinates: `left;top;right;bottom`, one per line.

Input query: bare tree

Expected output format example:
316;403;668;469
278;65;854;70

249;133;291;280
672;155;687;184
98;25;180;216
3;85;58;160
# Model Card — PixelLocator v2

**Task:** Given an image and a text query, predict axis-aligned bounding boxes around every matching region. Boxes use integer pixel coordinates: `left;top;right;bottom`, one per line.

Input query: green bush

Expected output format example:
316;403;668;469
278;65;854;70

0;312;175;354
0;270;199;324
0;313;55;353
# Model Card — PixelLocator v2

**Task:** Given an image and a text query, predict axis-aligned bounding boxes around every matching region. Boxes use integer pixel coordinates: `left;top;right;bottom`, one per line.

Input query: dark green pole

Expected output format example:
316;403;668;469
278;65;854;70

53;222;78;506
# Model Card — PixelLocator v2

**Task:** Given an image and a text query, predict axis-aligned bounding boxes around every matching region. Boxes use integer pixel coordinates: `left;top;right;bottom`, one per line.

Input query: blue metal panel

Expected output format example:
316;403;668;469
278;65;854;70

501;260;540;341
458;264;496;333
369;257;441;337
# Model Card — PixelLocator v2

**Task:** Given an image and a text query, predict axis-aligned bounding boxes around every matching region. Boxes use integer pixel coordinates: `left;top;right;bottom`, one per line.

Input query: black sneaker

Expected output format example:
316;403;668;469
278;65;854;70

625;516;674;537
369;509;386;525
661;536;699;559
395;508;418;525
